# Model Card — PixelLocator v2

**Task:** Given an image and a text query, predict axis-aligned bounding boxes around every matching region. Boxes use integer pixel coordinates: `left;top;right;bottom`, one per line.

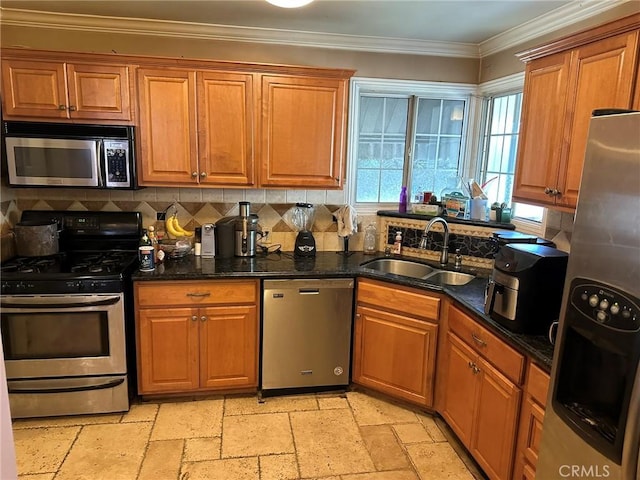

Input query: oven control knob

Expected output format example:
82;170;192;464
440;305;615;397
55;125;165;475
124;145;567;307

599;299;610;310
596;310;607;323
89;282;97;291
588;294;599;307
622;309;631;319
610;303;620;315
76;281;85;291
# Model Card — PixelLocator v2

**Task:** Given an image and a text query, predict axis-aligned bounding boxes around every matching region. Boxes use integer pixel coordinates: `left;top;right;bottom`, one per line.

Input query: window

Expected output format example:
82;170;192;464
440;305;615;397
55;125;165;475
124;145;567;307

476;74;545;232
348;79;476;211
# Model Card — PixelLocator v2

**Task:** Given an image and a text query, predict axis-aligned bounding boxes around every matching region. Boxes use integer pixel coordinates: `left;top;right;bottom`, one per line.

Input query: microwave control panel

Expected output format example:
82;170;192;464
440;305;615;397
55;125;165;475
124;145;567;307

104;140;131;188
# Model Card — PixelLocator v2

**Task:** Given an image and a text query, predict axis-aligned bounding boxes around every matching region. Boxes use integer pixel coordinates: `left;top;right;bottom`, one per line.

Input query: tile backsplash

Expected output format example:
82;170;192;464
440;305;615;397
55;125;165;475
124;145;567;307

0;185;575;263
0;186;378;256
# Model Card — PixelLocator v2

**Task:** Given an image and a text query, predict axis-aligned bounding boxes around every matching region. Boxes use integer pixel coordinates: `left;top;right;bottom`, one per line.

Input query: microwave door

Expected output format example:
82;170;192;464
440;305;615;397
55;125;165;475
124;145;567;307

6;137;99;187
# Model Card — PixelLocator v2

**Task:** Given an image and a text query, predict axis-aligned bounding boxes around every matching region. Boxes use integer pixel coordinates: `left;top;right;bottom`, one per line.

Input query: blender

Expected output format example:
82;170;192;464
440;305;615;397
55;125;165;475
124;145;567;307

292;203;316;257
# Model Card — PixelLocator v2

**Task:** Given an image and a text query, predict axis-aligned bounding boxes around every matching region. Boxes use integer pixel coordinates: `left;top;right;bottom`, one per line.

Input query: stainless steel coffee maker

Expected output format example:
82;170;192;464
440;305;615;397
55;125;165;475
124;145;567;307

234;201;260;257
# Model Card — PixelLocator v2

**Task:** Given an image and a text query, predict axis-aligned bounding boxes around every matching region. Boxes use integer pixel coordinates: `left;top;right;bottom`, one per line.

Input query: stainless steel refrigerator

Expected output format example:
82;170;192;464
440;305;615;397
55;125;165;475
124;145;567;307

537;110;640;480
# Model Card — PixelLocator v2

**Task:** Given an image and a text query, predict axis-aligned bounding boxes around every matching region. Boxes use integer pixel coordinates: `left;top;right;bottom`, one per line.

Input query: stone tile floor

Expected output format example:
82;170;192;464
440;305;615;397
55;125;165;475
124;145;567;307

12;390;483;480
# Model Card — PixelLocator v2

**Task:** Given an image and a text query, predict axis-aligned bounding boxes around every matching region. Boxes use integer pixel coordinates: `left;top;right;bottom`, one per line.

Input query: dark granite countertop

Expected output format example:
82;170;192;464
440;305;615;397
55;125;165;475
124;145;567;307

133;251;554;372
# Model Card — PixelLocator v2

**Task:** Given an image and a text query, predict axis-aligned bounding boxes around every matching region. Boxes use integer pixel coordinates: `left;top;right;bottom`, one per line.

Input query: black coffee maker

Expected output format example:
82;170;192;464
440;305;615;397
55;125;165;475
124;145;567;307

292;203;316;257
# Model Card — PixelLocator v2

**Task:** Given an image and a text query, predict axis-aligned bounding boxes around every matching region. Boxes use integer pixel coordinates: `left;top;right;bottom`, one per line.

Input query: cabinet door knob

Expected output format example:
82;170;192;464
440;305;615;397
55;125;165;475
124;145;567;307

200;315;207;322
553;189;561;196
468;361;474;369
68;105;76;112
191;172;198;178
200;172;207;178
544;187;553;195
191;315;198;321
58;105;66;110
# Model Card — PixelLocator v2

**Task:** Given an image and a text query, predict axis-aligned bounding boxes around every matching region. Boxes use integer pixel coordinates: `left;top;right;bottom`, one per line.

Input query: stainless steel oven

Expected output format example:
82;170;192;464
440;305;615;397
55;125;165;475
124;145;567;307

0;210;141;418
1;294;128;418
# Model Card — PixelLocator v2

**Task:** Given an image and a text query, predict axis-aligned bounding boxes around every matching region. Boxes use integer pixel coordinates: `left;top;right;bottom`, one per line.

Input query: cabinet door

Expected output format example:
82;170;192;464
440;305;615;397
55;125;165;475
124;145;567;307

137;308;199;394
353;305;438;407
197;71;255;186
513;396;546;480
513;52;571;207
1;59;68;118
199;305;258;389
137;68;198;185
440;332;478;446
471;357;521;480
260;75;347;188
558;31;639;209
67;63;132;121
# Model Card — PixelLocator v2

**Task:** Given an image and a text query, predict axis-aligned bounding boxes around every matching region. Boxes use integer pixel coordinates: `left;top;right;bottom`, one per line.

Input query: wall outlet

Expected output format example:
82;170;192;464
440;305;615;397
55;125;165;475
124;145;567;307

157;212;166;221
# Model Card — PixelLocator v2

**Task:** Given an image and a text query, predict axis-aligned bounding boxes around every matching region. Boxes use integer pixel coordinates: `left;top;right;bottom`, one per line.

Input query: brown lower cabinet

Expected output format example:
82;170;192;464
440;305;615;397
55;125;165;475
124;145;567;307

513;362;550;480
134;280;259;395
353;278;440;407
440;304;524;480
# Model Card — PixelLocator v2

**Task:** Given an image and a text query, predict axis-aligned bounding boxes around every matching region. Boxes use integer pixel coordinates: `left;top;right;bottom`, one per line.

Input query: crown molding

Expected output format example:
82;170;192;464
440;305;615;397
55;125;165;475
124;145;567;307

0;8;480;58
0;2;631;59
479;0;631;57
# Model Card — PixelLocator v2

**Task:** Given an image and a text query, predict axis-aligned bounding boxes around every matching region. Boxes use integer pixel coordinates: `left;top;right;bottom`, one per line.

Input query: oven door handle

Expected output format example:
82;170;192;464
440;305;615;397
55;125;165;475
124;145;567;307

7;377;125;394
0;295;121;309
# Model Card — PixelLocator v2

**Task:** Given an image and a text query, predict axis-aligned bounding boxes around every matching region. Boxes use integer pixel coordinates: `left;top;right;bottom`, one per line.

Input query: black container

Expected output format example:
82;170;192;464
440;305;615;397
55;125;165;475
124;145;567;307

215;217;236;259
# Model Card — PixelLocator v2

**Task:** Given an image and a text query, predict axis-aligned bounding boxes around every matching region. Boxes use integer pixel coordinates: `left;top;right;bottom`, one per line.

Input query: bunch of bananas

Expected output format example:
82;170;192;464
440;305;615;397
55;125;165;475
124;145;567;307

165;214;194;238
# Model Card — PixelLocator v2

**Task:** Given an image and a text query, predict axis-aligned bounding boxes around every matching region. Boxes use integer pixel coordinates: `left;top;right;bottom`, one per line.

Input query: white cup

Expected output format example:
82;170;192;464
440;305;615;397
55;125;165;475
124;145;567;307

471;198;488;221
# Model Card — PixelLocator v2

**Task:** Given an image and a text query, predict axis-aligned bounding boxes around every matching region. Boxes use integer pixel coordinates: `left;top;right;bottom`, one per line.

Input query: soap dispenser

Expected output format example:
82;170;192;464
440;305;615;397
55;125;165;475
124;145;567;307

392;231;403;254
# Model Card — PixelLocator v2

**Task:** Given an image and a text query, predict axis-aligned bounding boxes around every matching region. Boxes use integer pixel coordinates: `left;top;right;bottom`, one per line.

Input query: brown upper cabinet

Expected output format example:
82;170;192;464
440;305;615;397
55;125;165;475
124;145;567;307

260;74;348;188
137;68;255;187
137;64;352;189
1;55;133;123
513;15;640;211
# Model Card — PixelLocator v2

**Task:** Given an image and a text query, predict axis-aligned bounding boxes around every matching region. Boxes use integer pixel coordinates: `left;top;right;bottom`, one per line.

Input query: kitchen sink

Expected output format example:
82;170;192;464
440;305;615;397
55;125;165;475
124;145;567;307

423;270;475;286
361;258;435;279
360;258;476;286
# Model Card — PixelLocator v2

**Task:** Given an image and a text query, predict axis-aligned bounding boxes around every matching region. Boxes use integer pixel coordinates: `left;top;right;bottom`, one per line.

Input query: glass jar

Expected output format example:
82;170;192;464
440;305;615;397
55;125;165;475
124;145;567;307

363;223;377;254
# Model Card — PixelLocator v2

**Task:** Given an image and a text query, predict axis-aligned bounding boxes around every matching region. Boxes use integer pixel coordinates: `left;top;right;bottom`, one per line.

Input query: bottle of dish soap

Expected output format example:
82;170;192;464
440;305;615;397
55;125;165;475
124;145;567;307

392;231;403;254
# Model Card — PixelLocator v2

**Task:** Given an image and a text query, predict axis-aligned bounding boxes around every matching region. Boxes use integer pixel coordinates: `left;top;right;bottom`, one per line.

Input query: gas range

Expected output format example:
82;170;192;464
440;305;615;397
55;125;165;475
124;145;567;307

1;250;138;295
1;210;142;418
1;210;141;295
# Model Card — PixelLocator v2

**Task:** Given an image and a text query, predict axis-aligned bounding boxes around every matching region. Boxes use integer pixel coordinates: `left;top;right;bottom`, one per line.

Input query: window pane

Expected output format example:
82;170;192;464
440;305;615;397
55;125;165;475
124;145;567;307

411;98;465;200
355;96;409;203
416;99;441;134
442;100;465;135
479;91;544;223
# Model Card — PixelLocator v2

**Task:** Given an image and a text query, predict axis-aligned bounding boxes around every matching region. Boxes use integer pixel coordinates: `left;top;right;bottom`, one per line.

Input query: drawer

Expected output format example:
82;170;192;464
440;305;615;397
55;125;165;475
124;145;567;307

136;280;258;307
357;278;440;321
448;304;525;384
527;362;550;406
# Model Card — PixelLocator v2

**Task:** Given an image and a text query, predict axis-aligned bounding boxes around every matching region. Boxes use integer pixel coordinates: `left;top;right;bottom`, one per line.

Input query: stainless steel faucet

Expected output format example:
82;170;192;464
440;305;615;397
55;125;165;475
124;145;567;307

420;217;450;266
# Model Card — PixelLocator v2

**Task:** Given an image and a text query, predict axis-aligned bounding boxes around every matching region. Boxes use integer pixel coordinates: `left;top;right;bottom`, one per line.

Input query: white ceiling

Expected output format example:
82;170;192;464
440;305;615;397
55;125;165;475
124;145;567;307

0;0;630;57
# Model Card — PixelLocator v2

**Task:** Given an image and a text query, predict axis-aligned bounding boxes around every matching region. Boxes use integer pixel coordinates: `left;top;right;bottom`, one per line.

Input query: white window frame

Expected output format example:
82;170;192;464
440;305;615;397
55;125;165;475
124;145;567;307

346;77;479;215
475;73;546;236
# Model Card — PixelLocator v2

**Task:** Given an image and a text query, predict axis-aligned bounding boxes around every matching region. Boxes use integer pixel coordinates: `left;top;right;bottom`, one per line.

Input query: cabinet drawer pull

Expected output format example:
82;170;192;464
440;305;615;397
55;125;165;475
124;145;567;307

186;292;211;298
191;315;198;321
471;333;486;347
200;316;207;322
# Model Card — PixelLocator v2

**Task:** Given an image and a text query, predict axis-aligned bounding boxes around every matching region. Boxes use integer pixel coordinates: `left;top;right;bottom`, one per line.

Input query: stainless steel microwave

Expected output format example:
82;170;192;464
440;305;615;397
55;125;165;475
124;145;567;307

3;122;137;189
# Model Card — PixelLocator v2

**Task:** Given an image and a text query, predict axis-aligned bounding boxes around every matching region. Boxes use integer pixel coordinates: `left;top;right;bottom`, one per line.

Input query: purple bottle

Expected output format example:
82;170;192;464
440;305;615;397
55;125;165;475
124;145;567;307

399;186;408;213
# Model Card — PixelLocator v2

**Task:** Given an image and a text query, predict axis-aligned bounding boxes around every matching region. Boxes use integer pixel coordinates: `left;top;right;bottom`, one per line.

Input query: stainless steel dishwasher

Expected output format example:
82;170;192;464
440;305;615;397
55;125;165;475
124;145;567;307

261;278;354;391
